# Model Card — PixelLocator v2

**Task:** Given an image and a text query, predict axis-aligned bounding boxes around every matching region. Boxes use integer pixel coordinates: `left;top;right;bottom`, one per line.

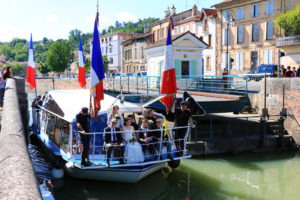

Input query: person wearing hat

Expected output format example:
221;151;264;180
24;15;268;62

76;107;92;166
170;99;193;156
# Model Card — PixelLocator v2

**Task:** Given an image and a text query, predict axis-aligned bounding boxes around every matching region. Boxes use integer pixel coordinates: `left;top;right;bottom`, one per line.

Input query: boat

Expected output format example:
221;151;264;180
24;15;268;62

32;89;191;183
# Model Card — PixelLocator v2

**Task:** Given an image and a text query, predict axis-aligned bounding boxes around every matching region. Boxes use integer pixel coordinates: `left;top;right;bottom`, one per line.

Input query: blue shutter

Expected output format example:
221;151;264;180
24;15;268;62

192;60;197;77
255;5;260;17
175;59;181;79
266;1;269;15
270;1;274;15
241;8;244;20
251;5;255;17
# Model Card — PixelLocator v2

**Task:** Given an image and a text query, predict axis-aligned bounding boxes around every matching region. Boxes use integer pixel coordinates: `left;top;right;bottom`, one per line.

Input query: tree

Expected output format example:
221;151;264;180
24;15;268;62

46;40;74;76
37;62;51;77
102;55;109;73
276;5;300;36
68;29;82;50
11;63;25;75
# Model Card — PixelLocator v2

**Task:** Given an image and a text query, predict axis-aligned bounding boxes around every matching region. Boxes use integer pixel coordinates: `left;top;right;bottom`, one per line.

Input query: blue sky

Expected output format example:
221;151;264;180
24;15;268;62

0;0;221;42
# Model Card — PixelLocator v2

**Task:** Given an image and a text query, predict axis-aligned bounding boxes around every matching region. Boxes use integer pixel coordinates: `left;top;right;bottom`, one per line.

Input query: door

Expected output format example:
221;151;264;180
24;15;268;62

251;51;258;70
181;61;190;77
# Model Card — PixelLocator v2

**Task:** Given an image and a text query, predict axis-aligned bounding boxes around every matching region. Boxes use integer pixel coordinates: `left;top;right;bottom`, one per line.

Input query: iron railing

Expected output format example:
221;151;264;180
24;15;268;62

276;35;300;47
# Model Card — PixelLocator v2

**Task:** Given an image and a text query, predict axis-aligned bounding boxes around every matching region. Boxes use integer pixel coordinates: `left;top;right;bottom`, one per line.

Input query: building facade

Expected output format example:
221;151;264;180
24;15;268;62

145;32;207;78
214;0;287;75
121;33;152;73
100;33;135;72
197;8;218;75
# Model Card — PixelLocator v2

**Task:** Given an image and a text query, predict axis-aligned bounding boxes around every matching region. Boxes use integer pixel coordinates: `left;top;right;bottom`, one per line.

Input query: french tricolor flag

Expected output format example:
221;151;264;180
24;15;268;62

27;34;35;90
160;25;177;112
78;38;86;88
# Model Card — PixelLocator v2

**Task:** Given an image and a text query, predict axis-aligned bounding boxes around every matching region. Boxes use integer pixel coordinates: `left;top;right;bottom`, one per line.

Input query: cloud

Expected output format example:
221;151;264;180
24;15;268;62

47;14;58;23
116;11;138;22
0;24;29;42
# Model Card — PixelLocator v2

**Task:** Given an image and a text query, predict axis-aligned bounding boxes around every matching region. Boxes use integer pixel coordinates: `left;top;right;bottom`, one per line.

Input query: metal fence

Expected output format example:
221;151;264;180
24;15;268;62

104;75;248;96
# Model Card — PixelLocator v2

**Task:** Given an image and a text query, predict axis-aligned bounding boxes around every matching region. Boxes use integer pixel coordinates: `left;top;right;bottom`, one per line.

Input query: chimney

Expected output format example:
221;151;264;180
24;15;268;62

192;4;198;16
171;5;176;15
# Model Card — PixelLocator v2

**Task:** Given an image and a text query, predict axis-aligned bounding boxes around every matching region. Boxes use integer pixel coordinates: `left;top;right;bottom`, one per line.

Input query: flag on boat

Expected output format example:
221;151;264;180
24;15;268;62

170;17;174;30
78;38;86;88
90;12;105;118
160;23;177;113
27;34;36;90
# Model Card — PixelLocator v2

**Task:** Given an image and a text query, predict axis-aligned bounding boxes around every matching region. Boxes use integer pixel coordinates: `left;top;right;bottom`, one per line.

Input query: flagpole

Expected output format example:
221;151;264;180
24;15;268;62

34;68;37;98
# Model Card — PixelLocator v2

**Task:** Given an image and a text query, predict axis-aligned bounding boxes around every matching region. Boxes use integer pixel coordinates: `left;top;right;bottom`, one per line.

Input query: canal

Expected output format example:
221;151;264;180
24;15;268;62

28;92;300;200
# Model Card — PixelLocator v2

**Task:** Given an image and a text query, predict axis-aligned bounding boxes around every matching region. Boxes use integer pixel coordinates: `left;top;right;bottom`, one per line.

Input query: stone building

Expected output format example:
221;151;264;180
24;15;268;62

213;0;292;75
121;33;152;73
197;8;218;75
100;33;136;72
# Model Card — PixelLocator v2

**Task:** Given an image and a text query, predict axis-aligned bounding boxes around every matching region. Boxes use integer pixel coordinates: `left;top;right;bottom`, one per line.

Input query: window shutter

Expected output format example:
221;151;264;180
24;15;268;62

270;1;274;15
175;59;181;79
255;5;260;17
240;52;244;70
251;5;255;17
241;8;244;20
266;1;269;15
268;50;273;64
222;53;226;69
192;60;197;76
264;50;268;64
235;53;239;70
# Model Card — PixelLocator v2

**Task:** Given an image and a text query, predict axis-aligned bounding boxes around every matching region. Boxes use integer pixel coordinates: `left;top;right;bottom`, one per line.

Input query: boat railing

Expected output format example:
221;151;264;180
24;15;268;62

70;126;191;166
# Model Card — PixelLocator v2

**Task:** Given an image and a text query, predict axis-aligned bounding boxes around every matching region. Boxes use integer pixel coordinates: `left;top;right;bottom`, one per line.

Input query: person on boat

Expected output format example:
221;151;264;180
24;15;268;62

107;105;124;130
123;117;144;164
128;114;139;131
170;100;193;156
32;95;43;110
76;107;92;167
59;124;70;150
151;119;173;161
104;118;125;167
145;109;157;129
138;118;155;156
3;66;12;80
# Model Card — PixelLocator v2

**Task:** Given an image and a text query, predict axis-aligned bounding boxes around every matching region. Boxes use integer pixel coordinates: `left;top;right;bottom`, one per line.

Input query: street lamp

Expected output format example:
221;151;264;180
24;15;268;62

225;13;235;75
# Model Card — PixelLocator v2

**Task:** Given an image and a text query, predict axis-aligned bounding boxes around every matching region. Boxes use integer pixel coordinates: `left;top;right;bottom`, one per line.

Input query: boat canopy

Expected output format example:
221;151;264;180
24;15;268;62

44;90;142;122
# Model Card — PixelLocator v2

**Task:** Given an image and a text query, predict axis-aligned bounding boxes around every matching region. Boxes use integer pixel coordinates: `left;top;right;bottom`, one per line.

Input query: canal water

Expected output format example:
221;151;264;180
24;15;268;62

28;92;300;200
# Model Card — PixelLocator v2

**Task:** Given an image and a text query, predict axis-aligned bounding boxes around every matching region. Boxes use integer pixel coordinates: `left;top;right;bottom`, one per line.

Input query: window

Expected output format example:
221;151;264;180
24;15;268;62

101;39;104;42
252;24;259;42
153;31;156;41
236;52;244;70
223;28;229;45
204;20;208;32
134;48;137;59
109;37;112;41
208;34;212;47
161;28;164;38
157;30;159;40
141;47;144;58
206;57;211;71
237;26;244;43
187;25;190;31
180;26;184;33
109;45;112;53
266;1;274;15
251;4;260;17
236;8;244;21
266;21;274;40
223;10;229;22
264;49;273;64
110;57;113;64
192;24;196;33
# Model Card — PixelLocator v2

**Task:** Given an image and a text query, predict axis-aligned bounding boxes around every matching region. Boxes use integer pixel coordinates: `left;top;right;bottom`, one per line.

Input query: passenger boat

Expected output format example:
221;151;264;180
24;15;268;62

32;90;191;183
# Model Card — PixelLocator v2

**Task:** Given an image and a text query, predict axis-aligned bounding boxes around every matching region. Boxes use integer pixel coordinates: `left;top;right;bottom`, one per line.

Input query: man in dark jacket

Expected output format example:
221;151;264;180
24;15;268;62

76;107;91;166
104;118;125;167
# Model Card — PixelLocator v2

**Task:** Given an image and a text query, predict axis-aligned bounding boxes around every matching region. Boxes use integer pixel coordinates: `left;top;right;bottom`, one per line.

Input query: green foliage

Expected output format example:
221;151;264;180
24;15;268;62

37;62;51;76
276;5;300;36
46;40;74;75
76;57;91;73
102;55;109;73
101;17;159;35
68;29;93;53
11;63;25;75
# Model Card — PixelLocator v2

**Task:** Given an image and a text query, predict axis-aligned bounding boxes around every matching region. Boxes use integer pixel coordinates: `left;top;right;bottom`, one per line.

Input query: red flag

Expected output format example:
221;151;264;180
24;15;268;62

78;38;86;88
160;24;177;112
27;34;35;90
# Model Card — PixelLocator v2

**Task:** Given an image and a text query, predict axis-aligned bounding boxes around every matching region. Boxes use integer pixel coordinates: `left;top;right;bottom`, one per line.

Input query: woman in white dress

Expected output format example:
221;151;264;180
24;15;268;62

123;117;144;164
107;105;124;130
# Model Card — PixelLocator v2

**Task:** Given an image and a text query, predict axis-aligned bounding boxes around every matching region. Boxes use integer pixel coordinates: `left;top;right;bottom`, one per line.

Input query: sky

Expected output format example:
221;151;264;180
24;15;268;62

0;0;221;42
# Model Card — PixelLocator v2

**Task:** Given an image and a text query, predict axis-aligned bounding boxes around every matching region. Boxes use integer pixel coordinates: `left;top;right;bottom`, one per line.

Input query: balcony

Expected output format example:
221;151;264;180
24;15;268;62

276;35;300;47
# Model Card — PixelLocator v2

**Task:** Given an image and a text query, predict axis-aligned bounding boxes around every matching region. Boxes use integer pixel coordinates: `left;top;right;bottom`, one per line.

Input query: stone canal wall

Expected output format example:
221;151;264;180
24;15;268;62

0;78;41;199
249;78;300;143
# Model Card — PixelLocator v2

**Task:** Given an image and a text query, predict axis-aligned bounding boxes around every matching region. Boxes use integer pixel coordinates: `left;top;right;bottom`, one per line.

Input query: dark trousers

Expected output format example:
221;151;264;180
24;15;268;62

175;128;187;151
105;143;125;162
80;134;90;163
140;140;155;155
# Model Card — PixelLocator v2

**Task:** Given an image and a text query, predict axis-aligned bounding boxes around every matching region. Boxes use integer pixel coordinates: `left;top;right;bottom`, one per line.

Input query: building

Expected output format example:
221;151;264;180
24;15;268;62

121;33;152;73
197;8;218;75
213;0;289;75
145;32;207;78
151;5;200;42
100;33;135;72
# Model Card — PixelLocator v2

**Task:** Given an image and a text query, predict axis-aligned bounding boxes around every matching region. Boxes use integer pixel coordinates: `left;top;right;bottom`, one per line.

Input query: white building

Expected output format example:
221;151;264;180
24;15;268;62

197;8;218;76
145;32;207;78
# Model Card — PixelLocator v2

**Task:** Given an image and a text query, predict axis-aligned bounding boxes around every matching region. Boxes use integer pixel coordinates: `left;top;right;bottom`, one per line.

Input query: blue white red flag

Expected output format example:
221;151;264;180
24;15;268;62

90;12;105;118
27;34;35;90
78;38;86;88
160;25;177;113
170;17;174;30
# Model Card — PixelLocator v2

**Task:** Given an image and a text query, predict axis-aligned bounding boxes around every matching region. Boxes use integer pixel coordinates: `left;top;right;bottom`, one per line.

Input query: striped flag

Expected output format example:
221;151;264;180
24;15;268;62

27;34;35;90
90;12;105;118
160;24;177;113
78;38;86;88
170;17;174;30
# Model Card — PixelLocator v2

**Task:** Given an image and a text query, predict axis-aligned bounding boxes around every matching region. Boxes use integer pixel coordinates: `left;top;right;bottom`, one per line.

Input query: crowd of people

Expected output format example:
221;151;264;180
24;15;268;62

280;65;300;77
0;65;13;106
76;101;193;167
